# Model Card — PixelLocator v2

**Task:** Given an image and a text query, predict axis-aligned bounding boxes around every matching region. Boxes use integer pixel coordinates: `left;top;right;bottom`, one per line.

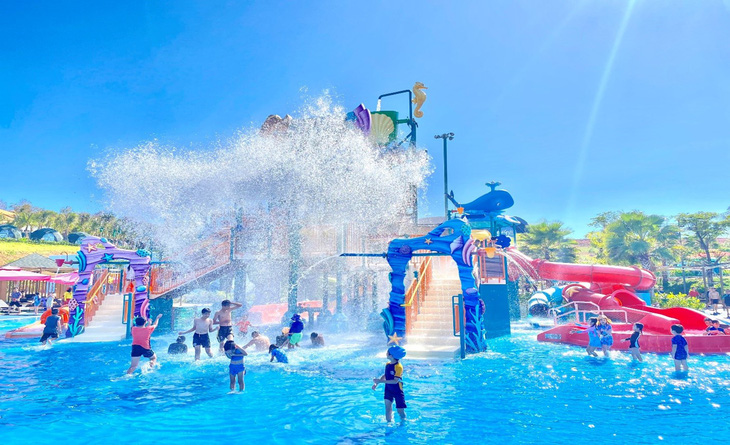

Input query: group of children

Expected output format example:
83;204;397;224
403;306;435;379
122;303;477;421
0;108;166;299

571;315;692;371
125;300;408;421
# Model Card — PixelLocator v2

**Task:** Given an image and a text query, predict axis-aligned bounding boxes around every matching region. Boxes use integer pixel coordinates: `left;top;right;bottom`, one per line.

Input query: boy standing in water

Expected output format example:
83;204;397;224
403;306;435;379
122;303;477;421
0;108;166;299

213;299;242;352
372;345;407;423
179;308;218;360
127;314;163;374
622;322;643;362
671;324;689;371
40;308;64;346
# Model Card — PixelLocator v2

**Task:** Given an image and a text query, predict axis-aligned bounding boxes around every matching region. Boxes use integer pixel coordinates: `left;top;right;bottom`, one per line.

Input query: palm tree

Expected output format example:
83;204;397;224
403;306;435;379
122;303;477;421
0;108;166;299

653;223;681;291
58;207;77;240
603;211;674;273
12;202;34;237
522;221;576;261
37;210;58;229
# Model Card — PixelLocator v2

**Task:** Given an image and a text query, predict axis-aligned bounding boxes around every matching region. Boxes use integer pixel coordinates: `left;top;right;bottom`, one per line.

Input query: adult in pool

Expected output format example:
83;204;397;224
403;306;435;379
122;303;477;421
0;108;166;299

570;317;600;357
287;314;304;349
242;331;271;352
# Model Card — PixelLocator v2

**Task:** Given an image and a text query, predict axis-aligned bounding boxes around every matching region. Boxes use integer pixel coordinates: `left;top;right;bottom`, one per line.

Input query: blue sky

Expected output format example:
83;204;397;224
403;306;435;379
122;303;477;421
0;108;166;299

1;0;729;236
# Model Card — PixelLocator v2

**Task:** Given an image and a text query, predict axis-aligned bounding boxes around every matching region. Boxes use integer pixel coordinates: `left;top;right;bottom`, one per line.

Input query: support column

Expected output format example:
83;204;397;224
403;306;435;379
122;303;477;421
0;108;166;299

233;262;247;313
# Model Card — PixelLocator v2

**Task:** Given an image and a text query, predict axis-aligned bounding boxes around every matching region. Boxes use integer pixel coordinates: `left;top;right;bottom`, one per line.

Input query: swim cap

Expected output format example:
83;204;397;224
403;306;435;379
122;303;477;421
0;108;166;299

291;314;301;321
387;345;406;360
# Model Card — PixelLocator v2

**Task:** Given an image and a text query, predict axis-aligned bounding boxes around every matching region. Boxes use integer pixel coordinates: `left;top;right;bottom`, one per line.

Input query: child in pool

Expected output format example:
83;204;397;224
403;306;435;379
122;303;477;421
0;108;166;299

224;334;247;392
671;324;689;371
288;314;304;349
706;320;726;335
372;345;407;423
596;315;613;357
269;344;289;363
570;317;600;357
622;322;643;362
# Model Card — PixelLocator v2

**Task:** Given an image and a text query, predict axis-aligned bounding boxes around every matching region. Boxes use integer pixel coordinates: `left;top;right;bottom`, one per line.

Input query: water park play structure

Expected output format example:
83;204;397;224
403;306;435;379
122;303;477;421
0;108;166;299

4;82;729;357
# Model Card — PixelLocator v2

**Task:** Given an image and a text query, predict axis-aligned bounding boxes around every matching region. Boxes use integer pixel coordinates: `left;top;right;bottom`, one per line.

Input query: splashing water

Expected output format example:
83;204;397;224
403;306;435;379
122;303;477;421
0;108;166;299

90;95;432;307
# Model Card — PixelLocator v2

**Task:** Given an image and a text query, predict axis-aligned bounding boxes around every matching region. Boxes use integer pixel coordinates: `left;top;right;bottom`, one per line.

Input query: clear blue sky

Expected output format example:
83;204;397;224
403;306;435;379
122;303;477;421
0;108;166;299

2;0;729;236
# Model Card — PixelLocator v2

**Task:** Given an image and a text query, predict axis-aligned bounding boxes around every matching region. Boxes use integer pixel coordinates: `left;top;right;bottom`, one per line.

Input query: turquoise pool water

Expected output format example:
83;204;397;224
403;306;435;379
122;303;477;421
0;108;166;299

1;322;729;444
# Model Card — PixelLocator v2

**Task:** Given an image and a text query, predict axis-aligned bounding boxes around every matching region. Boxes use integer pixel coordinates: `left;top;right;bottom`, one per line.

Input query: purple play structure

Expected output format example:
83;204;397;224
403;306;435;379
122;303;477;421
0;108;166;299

67;236;151;337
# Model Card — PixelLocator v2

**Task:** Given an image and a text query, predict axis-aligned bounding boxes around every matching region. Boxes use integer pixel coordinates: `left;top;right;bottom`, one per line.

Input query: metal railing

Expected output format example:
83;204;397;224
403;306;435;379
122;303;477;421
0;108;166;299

84;269;110;326
402;256;433;335
148;233;231;296
476;249;506;285
549;300;629;326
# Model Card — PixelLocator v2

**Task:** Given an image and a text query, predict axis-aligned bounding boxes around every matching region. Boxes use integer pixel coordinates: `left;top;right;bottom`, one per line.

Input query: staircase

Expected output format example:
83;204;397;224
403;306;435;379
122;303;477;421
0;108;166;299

67;293;126;343
405;259;463;360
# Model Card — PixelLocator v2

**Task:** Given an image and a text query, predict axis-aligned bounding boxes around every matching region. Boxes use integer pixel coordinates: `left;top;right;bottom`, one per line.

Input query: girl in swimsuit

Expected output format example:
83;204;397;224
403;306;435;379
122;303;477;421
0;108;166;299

596;315;613;357
622;322;643;362
570;317;600;357
224;334;247;392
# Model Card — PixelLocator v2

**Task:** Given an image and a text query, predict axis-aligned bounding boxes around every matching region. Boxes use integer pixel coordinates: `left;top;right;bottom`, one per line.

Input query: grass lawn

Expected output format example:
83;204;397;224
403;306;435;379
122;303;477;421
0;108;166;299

0;239;78;266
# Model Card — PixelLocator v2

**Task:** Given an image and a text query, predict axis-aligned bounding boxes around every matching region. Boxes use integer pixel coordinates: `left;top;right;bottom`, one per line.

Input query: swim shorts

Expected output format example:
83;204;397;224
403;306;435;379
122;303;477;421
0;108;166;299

229;362;246;375
384;386;407;409
131;345;155;358
39;332;58;342
289;333;302;345
217;326;232;343
193;333;211;348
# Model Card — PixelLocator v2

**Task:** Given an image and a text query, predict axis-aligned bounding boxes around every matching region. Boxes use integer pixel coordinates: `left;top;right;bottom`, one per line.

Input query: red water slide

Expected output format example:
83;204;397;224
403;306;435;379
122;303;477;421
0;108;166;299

508;248;708;332
506;248;656;290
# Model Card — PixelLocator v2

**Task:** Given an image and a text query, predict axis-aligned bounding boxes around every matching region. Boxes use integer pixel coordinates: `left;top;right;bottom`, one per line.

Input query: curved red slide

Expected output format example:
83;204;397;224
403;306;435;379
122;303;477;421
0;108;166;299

506;248;656;290
510;248;726;352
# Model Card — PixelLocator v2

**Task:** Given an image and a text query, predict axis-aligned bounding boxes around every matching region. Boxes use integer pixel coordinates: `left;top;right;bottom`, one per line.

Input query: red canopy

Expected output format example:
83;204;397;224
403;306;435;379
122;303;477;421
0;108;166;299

0;267;51;282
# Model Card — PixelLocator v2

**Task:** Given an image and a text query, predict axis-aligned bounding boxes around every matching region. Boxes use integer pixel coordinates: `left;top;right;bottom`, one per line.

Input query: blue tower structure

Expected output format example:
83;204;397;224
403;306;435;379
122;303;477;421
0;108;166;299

448;181;528;339
381;219;487;353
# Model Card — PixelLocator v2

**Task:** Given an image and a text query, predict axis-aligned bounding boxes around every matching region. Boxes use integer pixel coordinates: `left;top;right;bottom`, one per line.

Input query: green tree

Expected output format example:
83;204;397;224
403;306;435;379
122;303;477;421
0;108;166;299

603;211;672;272
677;212;730;286
58;207;78;240
522;221;576;262
12;201;35;236
653;222;681;291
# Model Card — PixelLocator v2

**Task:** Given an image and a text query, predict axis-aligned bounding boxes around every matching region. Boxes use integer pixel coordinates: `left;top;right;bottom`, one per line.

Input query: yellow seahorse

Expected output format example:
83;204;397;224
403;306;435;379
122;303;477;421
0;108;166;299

412;82;427;118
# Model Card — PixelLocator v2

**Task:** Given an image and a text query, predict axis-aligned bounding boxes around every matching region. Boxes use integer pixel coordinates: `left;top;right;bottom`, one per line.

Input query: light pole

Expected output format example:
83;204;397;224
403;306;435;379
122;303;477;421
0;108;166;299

434;133;455;219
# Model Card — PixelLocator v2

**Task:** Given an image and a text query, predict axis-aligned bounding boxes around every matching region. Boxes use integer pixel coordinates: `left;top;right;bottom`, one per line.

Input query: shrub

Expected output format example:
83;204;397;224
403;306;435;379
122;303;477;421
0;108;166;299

655;292;705;310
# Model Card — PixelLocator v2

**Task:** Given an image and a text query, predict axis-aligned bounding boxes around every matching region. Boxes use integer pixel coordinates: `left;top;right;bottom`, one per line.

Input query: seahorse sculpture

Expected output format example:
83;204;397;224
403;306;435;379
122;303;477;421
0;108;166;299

412;82;427;118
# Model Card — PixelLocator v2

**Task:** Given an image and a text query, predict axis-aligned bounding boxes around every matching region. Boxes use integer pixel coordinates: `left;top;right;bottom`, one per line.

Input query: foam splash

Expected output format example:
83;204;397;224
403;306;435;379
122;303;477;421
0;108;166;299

90;95;432;304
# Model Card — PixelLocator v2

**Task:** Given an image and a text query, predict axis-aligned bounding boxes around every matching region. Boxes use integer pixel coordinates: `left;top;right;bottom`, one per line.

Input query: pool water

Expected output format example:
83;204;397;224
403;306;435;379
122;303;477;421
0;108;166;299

1;323;729;444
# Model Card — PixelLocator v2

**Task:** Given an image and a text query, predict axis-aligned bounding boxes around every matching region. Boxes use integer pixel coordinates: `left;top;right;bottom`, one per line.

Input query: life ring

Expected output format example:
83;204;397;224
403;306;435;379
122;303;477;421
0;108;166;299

40;307;70;324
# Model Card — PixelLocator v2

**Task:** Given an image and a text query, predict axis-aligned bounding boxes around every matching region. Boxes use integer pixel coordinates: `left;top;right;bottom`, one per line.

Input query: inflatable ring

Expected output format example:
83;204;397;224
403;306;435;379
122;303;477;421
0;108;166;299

40;307;70;324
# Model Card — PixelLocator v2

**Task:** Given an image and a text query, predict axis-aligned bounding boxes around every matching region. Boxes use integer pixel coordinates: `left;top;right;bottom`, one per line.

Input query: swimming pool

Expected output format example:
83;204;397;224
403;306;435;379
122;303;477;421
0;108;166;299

1;324;728;444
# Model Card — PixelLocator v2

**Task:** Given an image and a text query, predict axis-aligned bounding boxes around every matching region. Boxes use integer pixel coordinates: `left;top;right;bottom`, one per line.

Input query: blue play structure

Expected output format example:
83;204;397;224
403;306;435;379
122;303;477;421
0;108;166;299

381;218;487;353
382;181;528;355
